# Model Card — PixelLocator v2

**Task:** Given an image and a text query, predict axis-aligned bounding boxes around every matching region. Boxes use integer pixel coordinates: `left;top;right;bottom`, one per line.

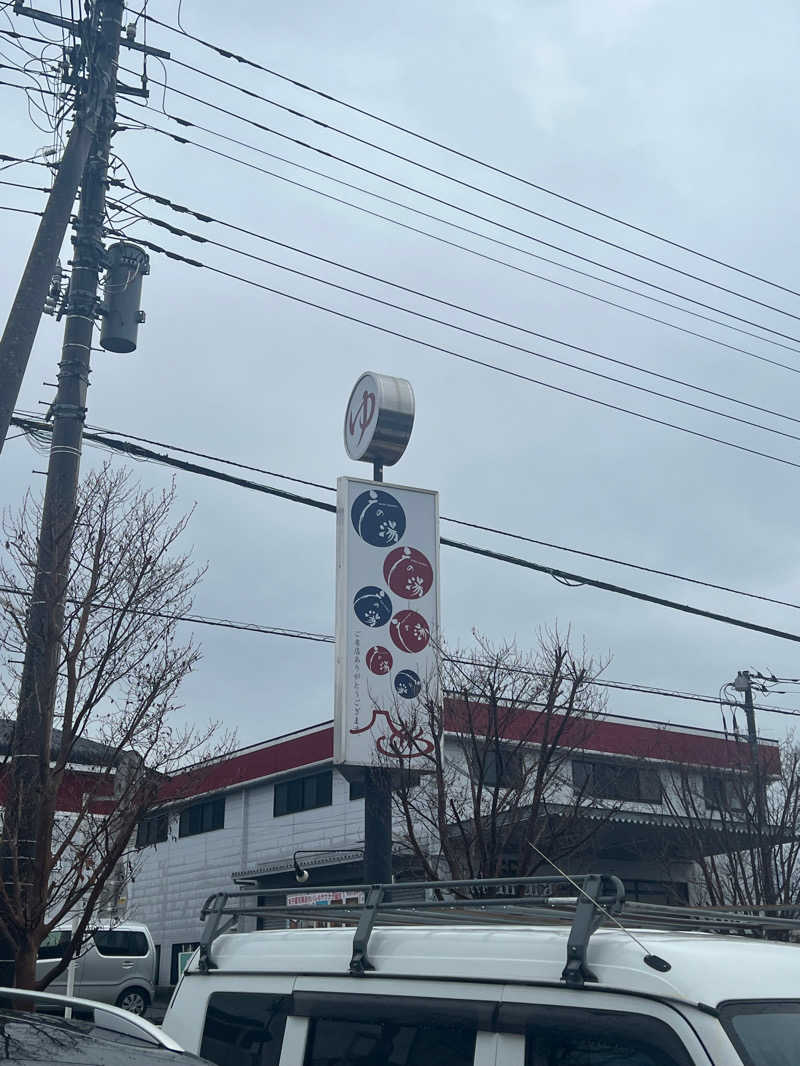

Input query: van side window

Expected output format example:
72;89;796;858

200;992;289;1066
510;1005;693;1066
304;1016;477;1066
92;930;149;957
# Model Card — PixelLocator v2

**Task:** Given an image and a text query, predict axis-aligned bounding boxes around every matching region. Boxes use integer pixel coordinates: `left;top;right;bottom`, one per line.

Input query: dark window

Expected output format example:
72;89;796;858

720;999;800;1066
135;811;168;848
154;944;161;985
573;759;662;803
201;992;289;1066
703;772;747;812
37;929;71;960
274;771;333;816
508;1005;692;1066
170;941;199;984
349;779;366;801
304;1016;476;1066
178;796;225;837
482;746;525;789
92;930;149;957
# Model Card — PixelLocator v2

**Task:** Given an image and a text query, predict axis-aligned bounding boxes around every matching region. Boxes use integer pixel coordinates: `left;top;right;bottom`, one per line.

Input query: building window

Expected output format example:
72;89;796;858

178;796;225;838
482;746;525;789
349;778;365;801
703;773;748;812
573;759;662;803
136;811;168;848
274;771;333;817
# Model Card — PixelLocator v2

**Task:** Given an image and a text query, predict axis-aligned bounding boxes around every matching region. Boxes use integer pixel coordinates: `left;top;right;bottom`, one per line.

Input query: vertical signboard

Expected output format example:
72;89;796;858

334;477;439;768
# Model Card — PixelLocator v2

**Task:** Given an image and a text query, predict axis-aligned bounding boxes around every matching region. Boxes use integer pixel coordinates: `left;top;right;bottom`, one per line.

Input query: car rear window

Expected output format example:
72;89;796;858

92;930;149;957
200;992;289;1066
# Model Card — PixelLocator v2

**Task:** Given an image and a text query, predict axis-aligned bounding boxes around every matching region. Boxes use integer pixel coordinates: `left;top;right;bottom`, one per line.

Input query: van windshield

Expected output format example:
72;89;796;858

720;1001;800;1066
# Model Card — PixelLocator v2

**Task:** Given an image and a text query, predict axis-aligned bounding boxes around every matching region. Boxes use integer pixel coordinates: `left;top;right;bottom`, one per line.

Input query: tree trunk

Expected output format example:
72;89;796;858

14;937;38;992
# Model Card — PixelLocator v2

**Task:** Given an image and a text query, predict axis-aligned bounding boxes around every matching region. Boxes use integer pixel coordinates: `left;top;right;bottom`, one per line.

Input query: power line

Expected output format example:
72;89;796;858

109;179;800;430
109;193;800;447
117;110;800;373
27;416;800;616
119;75;800;349
156;53;800;326
0;203;42;215
104;226;800;477
13;414;800;648
138;12;800;304
2;571;797;724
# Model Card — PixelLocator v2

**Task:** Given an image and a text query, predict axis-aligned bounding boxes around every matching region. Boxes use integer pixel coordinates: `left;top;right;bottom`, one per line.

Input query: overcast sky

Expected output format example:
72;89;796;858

3;0;800;751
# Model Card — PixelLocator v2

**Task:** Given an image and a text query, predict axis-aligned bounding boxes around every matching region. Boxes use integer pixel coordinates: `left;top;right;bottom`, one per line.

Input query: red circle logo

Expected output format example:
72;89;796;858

366;645;393;675
383;546;434;600
390;610;431;654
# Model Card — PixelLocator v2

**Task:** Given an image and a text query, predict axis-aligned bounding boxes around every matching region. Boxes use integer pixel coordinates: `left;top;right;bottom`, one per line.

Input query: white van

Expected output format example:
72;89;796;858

37;920;156;1016
162;874;800;1066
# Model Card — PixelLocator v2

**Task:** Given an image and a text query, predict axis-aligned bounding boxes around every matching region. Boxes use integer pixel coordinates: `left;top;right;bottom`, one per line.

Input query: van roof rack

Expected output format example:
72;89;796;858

197;873;800;988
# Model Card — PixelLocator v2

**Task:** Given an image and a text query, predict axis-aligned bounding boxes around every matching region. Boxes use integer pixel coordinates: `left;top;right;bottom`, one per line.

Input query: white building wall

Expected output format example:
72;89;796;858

127;768;366;984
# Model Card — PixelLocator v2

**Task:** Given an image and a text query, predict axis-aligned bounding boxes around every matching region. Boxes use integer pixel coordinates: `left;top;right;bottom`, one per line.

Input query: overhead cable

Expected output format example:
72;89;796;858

12;414;800;648
117;111;800;371
109;180;800;430
117;75;800;349
138;11;800;303
109;195;800;447
102;227;800;476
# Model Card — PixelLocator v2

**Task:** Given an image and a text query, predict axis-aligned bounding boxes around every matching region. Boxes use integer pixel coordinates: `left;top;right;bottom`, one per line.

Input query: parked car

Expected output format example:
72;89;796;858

37;920;156;1016
0;986;213;1065
162;873;800;1066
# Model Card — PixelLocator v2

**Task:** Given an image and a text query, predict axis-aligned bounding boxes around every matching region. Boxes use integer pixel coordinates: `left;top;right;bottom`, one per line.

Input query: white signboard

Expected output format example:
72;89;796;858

334;477;439;767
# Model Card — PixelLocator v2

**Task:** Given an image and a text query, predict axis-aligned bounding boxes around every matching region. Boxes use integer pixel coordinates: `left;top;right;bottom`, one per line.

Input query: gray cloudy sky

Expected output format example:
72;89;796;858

3;0;800;749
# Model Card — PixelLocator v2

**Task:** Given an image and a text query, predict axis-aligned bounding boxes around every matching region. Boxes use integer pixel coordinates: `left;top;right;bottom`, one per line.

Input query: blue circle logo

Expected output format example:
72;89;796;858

394;669;422;699
351;489;406;547
353;586;393;627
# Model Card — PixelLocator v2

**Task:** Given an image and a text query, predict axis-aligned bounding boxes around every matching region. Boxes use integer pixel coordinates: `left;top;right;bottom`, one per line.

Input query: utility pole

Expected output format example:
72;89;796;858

1;0;126;987
0;3;168;454
734;670;775;905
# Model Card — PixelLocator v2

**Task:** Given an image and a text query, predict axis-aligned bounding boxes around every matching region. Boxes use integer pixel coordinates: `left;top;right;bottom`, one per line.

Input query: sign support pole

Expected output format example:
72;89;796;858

363;458;393;889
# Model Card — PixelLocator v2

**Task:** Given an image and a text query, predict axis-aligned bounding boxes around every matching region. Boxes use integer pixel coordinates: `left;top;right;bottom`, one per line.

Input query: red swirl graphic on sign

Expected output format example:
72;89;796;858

348;389;376;445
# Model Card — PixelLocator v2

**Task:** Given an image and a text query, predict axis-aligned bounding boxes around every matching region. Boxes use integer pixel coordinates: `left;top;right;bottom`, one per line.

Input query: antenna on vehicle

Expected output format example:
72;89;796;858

528;843;671;974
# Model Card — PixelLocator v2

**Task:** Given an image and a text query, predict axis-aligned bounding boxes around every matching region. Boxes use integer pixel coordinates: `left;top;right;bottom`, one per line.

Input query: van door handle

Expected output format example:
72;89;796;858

121;961;134;969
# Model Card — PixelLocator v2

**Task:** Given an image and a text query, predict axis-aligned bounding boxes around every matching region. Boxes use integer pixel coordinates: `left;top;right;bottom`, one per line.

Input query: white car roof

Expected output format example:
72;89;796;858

198;924;800;1006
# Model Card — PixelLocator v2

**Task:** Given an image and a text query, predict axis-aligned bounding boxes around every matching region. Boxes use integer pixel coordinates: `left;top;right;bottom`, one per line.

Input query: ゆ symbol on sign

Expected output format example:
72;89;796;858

348;389;376;445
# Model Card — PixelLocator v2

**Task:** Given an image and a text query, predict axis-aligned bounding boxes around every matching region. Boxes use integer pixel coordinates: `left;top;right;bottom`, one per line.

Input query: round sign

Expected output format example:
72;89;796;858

351;489;406;547
366;645;393;675
353;587;392;628
390;609;431;653
394;669;422;699
383;546;434;599
344;372;415;465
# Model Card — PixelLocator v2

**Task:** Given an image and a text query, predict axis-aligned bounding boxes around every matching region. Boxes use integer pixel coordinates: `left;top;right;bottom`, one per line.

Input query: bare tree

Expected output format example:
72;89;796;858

382;630;616;888
0;464;231;988
658;736;800;909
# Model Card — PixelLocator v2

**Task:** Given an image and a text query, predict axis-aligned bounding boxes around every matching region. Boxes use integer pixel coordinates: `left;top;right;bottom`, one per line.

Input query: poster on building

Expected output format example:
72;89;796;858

334;476;440;768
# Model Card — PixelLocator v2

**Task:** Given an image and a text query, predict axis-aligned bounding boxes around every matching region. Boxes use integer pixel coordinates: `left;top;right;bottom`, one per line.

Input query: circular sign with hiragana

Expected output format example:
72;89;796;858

383;545;434;600
344;372;415;465
353;587;392;628
351;489;406;547
366;645;393;675
390;609;431;653
394;669;421;699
